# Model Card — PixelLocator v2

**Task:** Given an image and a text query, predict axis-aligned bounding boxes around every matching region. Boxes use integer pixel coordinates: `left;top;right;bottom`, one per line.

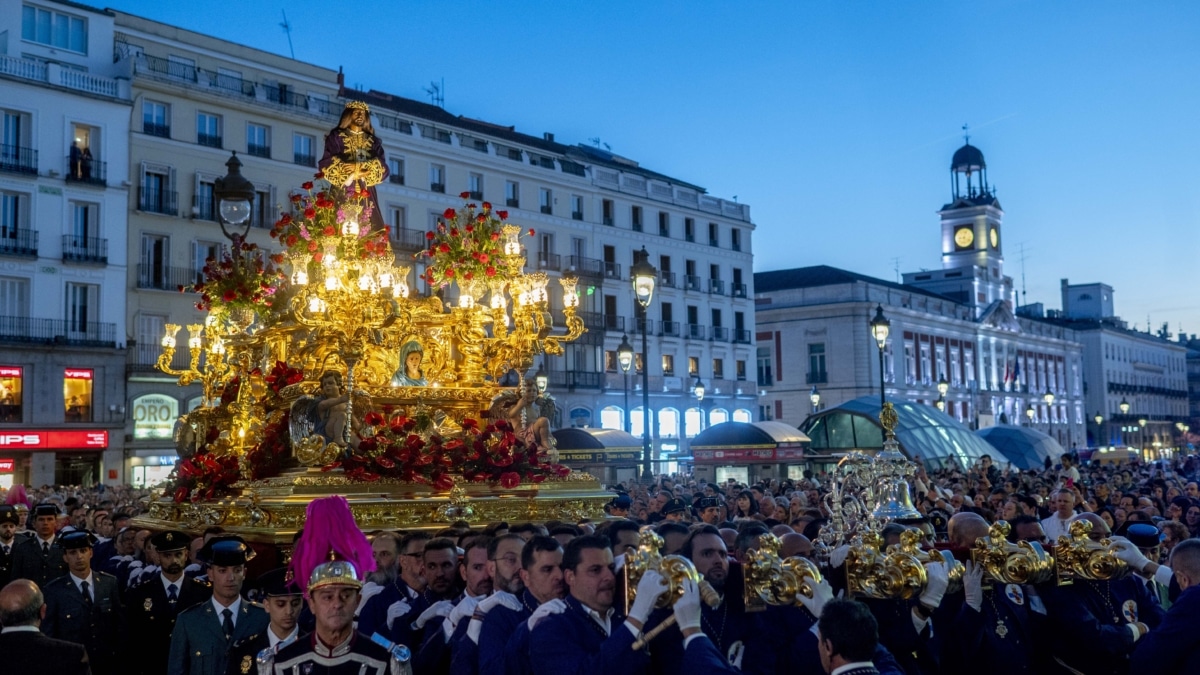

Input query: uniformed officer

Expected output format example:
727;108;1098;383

168;535;269;675
40;530;124;675
11;503;68;586
226;567;303;675
0;504;20;586
662;497;690;523
126;530;213;675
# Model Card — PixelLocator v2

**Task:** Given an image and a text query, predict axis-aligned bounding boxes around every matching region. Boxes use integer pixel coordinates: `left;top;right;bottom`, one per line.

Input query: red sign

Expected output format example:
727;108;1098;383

0;367;21;377
0;459;14;472
0;430;108;450
64;369;93;380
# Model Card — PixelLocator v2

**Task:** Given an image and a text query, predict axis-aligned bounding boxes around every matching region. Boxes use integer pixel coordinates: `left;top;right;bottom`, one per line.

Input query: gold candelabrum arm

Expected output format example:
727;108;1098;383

156;323;206;386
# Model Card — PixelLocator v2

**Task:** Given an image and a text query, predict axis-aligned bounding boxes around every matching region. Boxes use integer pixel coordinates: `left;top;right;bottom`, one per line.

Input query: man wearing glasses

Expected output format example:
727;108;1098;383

358;532;430;643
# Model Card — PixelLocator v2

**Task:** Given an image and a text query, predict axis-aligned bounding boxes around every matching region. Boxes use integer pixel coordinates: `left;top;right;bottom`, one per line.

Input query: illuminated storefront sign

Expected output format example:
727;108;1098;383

0;459;14;472
0;430;108;450
133;394;179;440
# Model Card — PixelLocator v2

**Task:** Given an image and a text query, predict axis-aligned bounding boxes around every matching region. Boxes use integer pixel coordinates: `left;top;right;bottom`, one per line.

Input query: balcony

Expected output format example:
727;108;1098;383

659;271;676;288
294;153;316;168
391;228;427;253
139;189;179;216
536;252;562;271
548;370;602;391
686;323;705;339
603;216;614;226
143;122;170;138
630;317;654;334
578;311;605;331
659;226;670;237
660;321;680;337
540;205;552;215
468;191;483;201
685;232;696;243
733;329;751;344
61;236;108;264
128;343;192;374
807;371;828;384
137;264;198;291
566;255;605;278
0;145;38;175
0;229;38;258
603;315;624;332
197;133;223;149
708;279;725;295
388;174;405;185
732;283;747;298
64;156;107;186
603;261;622;279
572;211;584;221
632;222;643;233
711;326;729;341
431;182;446;194
246;144;271;159
709;238;719;247
685;275;702;292
0;316;117;347
506;198;519;207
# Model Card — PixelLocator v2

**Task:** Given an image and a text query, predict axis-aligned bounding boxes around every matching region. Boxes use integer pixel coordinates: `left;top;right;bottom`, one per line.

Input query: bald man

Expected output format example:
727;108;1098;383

779;533;814;561
1041;512;1165;675
0;579;92;675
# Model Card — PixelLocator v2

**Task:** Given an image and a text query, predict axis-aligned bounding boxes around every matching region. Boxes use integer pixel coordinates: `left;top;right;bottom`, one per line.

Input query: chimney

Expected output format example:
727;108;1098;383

544;132;555;142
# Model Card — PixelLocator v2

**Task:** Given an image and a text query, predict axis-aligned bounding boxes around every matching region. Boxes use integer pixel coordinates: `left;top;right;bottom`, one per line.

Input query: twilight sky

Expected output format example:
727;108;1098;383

107;1;1200;336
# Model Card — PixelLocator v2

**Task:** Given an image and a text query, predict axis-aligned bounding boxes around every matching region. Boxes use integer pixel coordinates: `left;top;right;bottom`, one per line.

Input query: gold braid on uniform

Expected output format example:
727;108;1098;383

323;129;386;187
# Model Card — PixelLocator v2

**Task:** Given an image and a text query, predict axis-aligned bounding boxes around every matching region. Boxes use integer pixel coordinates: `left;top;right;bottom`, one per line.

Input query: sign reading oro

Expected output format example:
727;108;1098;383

133;394;179;440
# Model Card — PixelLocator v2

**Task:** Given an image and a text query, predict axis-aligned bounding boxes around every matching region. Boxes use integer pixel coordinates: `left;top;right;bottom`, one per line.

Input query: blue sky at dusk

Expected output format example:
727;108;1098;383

107;1;1200;335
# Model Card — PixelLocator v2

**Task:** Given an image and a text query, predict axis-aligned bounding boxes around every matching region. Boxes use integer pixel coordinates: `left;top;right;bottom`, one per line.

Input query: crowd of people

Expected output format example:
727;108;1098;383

1;450;1199;674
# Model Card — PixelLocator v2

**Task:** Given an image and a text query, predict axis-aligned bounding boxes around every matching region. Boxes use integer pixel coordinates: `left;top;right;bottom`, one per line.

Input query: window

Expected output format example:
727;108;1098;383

142;101;170;137
631;206;643;232
662;354;675;376
3;110;31;165
388;157;405;184
736;359;747;380
731;228;742;252
919;343;931;385
468;172;483;200
63;368;93;423
193;241;220;283
246;123;270;158
539;188;552;214
658;211;670;237
635;352;644;375
505;180;519;207
571;194;584;221
0;366;24;422
1;191;26;237
904;341;916;384
251;188;274;228
0;276;30;319
196;112;222;148
684;218;695;242
708;222;719;247
22;5;87;52
713;358;724;379
293;133;315;167
430;164;446;193
604;350;616;373
809;343;826;381
66;201;98;255
387;205;407;232
195;179;215;220
602;199;614;226
757;347;773;386
139;234;169;288
688;356;700;377
65;282;98;337
139;163;176;215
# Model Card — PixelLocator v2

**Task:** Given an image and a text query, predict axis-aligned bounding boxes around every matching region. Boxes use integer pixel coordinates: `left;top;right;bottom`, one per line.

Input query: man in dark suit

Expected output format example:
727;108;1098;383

168;535;268;675
126;530;212;675
1130;538;1200;674
0;504;19;587
225;566;302;675
0;578;92;675
11;503;68;586
41;531;124;675
817;599;882;675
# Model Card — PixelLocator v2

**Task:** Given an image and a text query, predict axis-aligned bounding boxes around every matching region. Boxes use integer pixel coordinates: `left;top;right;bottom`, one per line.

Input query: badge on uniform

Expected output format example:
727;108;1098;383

240;655;252;674
144;598;153;611
1122;599;1138;624
1005;584;1024;606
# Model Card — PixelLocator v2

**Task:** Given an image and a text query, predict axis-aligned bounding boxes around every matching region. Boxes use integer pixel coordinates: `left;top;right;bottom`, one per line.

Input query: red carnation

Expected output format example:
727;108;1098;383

499;472;521;489
433;474;455;491
497;210;508;219
426;231;436;240
463;271;473;280
312;251;324;263
485;266;496;277
450;228;459;238
302;181;314;190
444;268;455;278
439;243;450;253
308;241;319;252
465;224;474;233
478;254;489;264
291;194;302;203
443;208;457;220
322;226;335;236
304;207;316;219
528;229;535;236
223;289;237;301
482;201;492;211
459;191;471;199
490;233;500;241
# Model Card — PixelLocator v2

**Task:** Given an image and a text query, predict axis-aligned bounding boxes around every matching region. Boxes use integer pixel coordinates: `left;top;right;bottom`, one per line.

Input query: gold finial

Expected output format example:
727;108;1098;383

346;101;370;112
879;402;899;439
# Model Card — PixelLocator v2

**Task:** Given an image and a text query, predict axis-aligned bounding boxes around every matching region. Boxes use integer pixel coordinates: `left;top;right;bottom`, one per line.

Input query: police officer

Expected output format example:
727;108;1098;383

40;531;124;675
226;567;303;675
662;497;690;524
695;497;722;526
11;504;68;586
0;504;20;586
168;535;269;675
126;530;213;675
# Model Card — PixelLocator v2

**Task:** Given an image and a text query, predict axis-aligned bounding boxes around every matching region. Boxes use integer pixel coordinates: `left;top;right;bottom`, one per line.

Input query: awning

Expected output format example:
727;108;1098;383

552;428;642;464
976;424;1066;470
691;421;810;463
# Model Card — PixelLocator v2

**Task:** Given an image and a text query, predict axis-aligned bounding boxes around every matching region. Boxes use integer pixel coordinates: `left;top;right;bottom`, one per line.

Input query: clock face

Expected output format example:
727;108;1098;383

954;227;974;249
990;227;999;249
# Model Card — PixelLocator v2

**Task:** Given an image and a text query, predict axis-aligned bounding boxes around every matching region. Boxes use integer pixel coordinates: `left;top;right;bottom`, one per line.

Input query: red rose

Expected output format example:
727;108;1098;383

465;224;474;233
223;289;237;301
476;214;486;223
286;235;298;246
478;254;489;264
444;268;455;278
439;243;450;253
482;202;492;211
463;271;473;280
450;228;459;238
302;181;314;190
322;226;335;236
443;208;457;219
528;229;535;236
312;251;323;263
485;266;496;277
314;171;325;179
308;241;319;252
304;207;316;219
497;210;508;219
290;194;302;203
459;191;471;199
499;472;520;489
433;474;455;491
426;231;435;240
490;233;500;241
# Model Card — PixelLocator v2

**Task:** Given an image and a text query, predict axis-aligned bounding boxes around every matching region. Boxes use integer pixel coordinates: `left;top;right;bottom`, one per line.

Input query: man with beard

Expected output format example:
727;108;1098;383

696;497;722;526
368;537;460;657
413;537;494;673
358;533;402;622
225;567;302;675
0;505;19;587
486;535;565;675
41;531;124;675
360;532;429;644
450;534;527;675
168;536;268;675
529;534;668;675
126;530;213;675
12;504;68;586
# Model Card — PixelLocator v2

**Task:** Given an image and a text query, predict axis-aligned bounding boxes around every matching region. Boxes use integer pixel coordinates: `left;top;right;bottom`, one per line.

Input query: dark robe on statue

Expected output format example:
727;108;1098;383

318;125;389;231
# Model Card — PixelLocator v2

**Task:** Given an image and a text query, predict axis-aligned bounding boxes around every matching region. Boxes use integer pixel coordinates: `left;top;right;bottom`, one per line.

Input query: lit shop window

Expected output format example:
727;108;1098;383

64;368;93;423
0;366;22;422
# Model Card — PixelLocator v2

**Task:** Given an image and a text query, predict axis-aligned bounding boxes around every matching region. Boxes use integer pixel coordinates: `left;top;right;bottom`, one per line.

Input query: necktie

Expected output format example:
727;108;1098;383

222;608;234;639
81;580;92;607
167;584;178;605
42;541;49;555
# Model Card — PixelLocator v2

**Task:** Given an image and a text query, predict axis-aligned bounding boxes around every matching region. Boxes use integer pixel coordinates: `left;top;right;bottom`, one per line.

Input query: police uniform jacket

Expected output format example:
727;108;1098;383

125;574;213;675
1129;584;1200;675
168;599;270;675
0;537;15;586
528;595;649;675
225;628;301;675
0;628;93;675
1042;576;1165;675
41;571;124;675
10;535;68;586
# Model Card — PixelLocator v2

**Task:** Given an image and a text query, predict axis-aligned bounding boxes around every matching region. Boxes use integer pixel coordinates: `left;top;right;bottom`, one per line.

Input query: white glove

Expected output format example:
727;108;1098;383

1109;536;1152;573
358;582;385;615
411;599;454;630
477;591;522;616
128;560;143;569
526;598;566;631
830;545;851;569
797;578;835;619
386;599;412;631
183;563;201;574
919;560;950;609
443;596;481;640
628;570;668;624
963;561;984;612
672;578;703;631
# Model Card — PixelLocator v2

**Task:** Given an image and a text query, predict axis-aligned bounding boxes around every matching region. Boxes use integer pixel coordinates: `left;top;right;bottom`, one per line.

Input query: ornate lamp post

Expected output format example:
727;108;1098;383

534;362;548;394
869;305;890;410
214;152;255;241
1043;391;1055;438
693;376;706;433
1119;397;1130;446
1025;404;1035;426
936;376;949;413
1094;412;1104;447
810;385;821;414
1138;417;1148;451
630;247;657;481
617;334;634;434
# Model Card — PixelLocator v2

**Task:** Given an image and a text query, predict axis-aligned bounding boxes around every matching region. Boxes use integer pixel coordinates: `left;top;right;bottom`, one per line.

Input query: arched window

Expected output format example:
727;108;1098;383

684;407;703;437
658;407;680;439
630;407;648;438
709;408;729;425
599;405;623;431
732;408;752;423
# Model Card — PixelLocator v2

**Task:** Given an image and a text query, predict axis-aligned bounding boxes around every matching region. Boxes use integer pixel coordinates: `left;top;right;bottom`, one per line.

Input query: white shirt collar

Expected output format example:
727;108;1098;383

162;573;183;595
212;595;242;625
36;534;54;546
831;662;876;675
582;605;615;636
269;625;299;649
0;625;40;633
70;570;94;594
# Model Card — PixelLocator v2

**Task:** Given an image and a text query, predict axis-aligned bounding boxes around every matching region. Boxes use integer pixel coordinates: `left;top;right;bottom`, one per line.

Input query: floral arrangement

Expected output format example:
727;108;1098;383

270;176;392;270
323;414;569;487
169;450;240;503
184;235;285;313
420;193;532;289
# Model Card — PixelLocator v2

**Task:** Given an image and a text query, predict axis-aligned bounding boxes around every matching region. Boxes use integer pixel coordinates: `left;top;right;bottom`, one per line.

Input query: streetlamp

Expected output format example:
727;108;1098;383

693;376;706;433
1025;404;1035;426
1094;412;1104;447
936;376;949;413
630;247;657;482
869;305;890;409
1138;417;1147;450
214;152;255;241
1043;391;1055;438
1119;397;1130;415
810;385;821;414
534;362;548;394
617;334;634;434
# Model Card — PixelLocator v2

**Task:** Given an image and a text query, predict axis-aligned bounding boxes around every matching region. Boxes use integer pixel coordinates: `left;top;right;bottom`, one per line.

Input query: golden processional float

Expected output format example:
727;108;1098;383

134;150;609;547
